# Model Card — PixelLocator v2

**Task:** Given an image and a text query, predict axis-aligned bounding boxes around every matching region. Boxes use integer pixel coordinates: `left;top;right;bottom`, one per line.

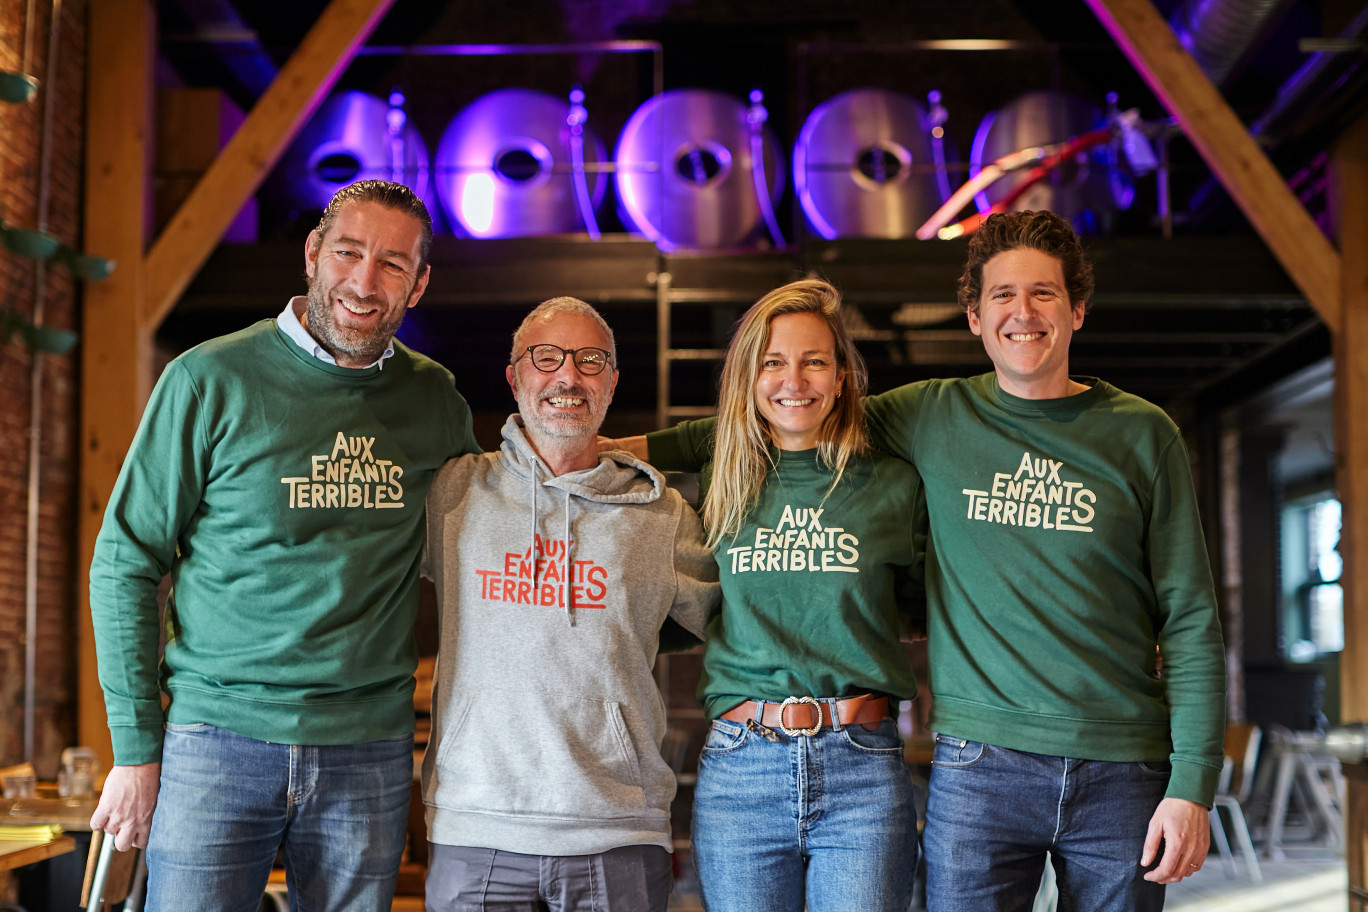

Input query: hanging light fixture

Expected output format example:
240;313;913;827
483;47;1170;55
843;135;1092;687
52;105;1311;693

0;70;39;103
0;216;115;278
0;221;60;258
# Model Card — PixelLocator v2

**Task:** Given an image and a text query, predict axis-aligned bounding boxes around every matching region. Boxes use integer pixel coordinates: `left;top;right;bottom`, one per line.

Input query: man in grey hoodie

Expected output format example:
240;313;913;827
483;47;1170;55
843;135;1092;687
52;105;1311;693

422;297;720;912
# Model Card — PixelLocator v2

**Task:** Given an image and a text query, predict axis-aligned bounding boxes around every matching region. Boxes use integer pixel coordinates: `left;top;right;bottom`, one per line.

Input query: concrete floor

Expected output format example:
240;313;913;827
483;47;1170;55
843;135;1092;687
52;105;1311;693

665;846;1350;911
1167;856;1346;912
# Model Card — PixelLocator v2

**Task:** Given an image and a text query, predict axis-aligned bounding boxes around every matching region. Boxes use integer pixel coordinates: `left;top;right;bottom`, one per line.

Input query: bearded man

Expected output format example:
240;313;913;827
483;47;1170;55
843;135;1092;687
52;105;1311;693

89;180;479;912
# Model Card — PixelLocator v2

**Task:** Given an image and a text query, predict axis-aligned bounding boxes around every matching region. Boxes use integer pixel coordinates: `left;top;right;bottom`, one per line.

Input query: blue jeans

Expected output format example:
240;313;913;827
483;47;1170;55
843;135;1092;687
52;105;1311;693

924;735;1170;912
144;722;413;912
691;715;918;912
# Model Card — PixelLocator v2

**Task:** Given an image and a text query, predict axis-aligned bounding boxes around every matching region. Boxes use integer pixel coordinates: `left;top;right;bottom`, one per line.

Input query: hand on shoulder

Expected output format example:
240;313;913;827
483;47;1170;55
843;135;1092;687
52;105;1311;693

599;435;649;460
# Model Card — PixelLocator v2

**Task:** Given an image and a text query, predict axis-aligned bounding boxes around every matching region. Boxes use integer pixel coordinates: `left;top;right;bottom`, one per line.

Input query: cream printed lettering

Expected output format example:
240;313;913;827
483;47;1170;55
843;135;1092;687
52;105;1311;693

961;450;1095;533
727;503;860;575
474;534;609;609
280;431;405;509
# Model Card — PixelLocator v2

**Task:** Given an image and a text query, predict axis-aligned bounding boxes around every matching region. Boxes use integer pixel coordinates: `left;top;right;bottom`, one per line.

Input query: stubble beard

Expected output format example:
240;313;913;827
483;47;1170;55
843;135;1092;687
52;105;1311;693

305;272;410;366
515;379;604;443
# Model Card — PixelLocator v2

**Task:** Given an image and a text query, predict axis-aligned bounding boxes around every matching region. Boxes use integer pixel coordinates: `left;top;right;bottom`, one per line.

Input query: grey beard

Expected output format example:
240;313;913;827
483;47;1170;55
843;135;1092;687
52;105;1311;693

305;282;404;365
516;383;604;441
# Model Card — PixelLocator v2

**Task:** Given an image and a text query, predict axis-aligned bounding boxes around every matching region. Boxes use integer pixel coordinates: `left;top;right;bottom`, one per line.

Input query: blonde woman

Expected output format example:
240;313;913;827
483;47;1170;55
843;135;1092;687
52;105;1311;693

633;279;925;911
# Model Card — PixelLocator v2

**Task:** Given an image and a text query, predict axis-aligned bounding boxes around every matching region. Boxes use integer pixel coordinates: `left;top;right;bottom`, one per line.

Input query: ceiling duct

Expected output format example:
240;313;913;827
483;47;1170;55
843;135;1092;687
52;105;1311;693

1182;3;1368;227
164;0;278;104
1170;0;1294;87
1249;5;1368;146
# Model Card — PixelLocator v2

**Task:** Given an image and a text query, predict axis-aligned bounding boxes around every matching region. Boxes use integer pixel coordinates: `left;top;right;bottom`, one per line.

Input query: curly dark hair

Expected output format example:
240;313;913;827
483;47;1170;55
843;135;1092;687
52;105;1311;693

957;210;1094;315
312;180;433;273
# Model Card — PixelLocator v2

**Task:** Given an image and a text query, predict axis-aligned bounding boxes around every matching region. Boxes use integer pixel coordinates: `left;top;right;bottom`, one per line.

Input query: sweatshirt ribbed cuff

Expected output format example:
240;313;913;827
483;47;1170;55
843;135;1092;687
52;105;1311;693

645;428;692;470
109;723;164;767
1166;757;1221;808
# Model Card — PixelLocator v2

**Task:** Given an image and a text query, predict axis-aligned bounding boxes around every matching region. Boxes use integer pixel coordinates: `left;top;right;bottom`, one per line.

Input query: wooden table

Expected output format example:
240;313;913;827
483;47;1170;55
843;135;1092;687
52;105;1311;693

5;795;96;831
0;834;76;871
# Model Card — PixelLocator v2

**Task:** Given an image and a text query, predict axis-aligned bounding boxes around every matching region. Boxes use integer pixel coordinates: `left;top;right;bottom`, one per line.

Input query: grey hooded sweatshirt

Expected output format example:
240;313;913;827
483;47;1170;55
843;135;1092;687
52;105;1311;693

422;415;720;856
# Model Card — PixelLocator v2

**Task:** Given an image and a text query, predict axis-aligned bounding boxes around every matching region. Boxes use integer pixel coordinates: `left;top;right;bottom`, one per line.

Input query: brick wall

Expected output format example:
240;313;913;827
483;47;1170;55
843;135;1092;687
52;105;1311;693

0;1;87;777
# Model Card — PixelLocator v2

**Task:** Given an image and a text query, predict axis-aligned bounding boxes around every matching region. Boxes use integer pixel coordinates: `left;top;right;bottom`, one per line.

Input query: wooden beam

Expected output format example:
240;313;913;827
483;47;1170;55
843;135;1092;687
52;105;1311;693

1085;0;1343;333
140;0;395;329
79;0;156;770
1335;116;1368;720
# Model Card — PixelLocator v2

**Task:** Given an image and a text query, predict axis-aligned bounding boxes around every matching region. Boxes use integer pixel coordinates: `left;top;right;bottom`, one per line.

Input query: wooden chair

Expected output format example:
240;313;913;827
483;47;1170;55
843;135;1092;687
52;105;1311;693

81;829;145;911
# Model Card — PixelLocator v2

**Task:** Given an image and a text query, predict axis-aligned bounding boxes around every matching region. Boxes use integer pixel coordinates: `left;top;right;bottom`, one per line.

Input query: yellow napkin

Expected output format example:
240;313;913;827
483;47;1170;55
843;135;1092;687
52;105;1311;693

0;824;63;840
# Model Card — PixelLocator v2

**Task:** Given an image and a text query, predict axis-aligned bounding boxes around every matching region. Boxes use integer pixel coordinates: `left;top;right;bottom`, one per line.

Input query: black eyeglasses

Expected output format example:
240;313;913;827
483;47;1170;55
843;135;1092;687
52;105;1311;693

516;344;614;375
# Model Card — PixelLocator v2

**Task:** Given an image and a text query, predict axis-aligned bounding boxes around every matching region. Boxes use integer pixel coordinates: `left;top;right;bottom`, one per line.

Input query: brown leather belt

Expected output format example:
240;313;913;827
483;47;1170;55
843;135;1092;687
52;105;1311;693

720;694;890;735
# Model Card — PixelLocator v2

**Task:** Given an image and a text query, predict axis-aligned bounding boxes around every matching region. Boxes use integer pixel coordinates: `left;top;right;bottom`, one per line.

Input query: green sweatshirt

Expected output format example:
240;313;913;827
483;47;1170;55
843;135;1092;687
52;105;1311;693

648;374;1225;806
644;439;924;719
89;319;479;765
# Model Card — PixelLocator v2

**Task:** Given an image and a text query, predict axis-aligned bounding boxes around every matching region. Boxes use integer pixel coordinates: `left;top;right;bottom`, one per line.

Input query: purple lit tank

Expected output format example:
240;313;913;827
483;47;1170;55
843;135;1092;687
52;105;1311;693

433;88;607;238
276;91;430;211
794;88;944;239
969;90;1116;222
613;89;785;250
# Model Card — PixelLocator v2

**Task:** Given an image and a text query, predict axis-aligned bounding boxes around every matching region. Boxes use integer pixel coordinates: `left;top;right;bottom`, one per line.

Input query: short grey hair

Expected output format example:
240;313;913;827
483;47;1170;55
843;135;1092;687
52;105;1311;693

510;296;617;367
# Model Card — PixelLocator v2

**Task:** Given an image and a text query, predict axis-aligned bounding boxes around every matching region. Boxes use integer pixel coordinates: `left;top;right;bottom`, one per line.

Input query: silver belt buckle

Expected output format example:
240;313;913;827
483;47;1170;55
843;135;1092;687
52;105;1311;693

779;696;822;736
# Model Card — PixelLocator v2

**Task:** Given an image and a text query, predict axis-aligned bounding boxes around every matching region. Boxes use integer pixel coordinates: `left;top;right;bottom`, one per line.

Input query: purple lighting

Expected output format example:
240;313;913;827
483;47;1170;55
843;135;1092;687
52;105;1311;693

277;91;430;212
793;88;944;240
459;174;498;237
614;89;784;250
434;88;607;238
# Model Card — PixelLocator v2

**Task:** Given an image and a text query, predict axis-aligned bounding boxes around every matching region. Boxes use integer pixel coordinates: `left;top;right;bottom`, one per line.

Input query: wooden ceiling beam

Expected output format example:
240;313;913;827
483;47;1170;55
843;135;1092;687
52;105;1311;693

141;0;396;329
1084;0;1343;333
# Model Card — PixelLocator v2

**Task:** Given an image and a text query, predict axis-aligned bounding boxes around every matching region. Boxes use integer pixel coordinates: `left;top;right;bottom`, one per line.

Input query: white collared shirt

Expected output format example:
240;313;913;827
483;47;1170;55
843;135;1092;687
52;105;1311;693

278;296;394;370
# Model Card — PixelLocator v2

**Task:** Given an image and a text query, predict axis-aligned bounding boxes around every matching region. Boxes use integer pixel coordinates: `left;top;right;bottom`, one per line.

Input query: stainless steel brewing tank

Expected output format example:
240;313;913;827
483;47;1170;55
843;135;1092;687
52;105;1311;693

275;91;431;211
433;88;607;238
613;89;785;250
969;90;1114;219
793;88;945;239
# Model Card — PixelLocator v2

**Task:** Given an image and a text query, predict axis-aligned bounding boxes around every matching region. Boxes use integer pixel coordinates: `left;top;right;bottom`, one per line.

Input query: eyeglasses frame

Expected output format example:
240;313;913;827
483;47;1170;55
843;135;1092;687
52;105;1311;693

514;343;615;376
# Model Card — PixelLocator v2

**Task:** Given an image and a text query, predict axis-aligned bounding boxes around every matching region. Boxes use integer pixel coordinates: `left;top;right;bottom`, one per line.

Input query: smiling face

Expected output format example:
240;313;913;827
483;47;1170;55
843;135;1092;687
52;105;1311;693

967;246;1086;400
302;199;430;368
507;311;619;443
753;312;845;450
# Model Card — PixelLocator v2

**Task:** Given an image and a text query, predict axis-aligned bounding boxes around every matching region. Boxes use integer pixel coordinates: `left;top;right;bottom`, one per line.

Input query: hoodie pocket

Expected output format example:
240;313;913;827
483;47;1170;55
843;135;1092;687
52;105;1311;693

431;690;649;820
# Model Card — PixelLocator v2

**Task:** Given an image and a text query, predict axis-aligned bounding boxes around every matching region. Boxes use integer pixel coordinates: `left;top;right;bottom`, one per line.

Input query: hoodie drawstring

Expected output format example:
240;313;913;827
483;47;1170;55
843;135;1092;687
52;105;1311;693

564;489;573;626
529;457;577;627
529;460;539;596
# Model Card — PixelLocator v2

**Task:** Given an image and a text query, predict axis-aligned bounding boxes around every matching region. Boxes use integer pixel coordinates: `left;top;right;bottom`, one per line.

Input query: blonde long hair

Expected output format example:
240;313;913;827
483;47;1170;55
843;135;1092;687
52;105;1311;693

703;279;868;549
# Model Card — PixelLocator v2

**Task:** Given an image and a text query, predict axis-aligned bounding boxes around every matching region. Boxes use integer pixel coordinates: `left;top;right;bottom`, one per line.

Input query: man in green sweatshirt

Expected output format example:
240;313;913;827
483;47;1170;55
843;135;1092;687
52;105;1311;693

861;210;1226;911
87;180;479;912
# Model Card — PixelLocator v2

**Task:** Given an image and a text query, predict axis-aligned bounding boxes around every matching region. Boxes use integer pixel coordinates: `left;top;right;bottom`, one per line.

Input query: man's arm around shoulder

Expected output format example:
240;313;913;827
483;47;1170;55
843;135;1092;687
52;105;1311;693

663;494;720;643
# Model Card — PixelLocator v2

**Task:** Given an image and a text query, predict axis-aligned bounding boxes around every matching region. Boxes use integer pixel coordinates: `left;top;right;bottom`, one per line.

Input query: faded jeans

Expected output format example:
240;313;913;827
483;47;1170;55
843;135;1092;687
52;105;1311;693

144;722;413;912
691;715;918;912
